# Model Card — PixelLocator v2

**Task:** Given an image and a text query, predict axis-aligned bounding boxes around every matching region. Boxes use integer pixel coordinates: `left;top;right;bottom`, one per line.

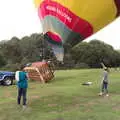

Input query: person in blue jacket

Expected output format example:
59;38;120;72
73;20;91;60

15;65;28;108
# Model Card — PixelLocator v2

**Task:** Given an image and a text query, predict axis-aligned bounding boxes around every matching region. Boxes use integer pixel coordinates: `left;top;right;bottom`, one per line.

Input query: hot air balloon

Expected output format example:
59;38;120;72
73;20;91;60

34;0;120;61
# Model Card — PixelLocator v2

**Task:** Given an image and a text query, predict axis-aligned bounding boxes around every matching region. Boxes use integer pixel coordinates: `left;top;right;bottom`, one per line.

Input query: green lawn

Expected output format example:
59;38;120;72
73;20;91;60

0;69;120;120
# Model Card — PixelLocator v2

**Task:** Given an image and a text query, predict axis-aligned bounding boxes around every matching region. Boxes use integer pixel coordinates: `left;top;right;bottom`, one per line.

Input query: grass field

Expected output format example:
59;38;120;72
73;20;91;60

0;69;120;120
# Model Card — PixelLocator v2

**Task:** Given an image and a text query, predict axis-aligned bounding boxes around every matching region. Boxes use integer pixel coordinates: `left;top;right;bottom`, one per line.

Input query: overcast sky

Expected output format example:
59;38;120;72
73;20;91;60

0;0;120;49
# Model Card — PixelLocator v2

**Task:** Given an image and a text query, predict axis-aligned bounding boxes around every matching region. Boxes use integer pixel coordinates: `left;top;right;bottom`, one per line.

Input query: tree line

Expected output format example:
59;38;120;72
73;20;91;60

0;33;120;71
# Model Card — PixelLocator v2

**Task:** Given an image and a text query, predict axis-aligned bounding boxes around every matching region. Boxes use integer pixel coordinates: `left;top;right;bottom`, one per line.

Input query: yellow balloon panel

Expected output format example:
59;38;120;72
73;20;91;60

34;0;117;32
53;0;117;32
34;0;41;7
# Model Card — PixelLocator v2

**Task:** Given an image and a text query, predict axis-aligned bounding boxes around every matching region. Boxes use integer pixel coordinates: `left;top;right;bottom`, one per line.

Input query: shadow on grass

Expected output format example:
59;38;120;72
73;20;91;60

47;76;75;84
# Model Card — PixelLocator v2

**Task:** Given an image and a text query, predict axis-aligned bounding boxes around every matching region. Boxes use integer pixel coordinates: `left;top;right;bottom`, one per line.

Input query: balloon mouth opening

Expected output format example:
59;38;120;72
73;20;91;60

46;31;62;43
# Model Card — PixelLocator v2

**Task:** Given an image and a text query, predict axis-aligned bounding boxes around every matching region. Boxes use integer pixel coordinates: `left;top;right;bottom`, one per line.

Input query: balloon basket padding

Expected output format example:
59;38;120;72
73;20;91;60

24;62;54;83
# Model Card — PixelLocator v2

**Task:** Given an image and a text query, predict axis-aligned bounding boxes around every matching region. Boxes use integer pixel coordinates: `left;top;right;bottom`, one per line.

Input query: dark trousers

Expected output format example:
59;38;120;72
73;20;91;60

17;88;27;105
102;81;108;94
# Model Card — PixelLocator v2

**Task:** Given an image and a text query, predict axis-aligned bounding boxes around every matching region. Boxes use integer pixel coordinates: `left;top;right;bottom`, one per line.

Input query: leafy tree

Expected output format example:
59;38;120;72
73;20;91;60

0;54;6;67
0;35;120;70
71;40;120;68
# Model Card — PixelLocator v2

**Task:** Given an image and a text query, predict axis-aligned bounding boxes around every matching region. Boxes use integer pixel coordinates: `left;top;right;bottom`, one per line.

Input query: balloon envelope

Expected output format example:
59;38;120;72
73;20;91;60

34;0;120;61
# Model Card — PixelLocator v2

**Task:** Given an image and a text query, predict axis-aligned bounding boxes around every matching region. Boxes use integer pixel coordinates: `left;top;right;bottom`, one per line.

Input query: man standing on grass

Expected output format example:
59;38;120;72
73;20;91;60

99;67;109;96
15;65;28;109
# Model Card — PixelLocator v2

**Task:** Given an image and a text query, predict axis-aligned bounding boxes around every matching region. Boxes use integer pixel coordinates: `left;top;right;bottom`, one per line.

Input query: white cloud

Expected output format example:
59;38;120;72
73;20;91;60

0;0;41;40
85;17;120;49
